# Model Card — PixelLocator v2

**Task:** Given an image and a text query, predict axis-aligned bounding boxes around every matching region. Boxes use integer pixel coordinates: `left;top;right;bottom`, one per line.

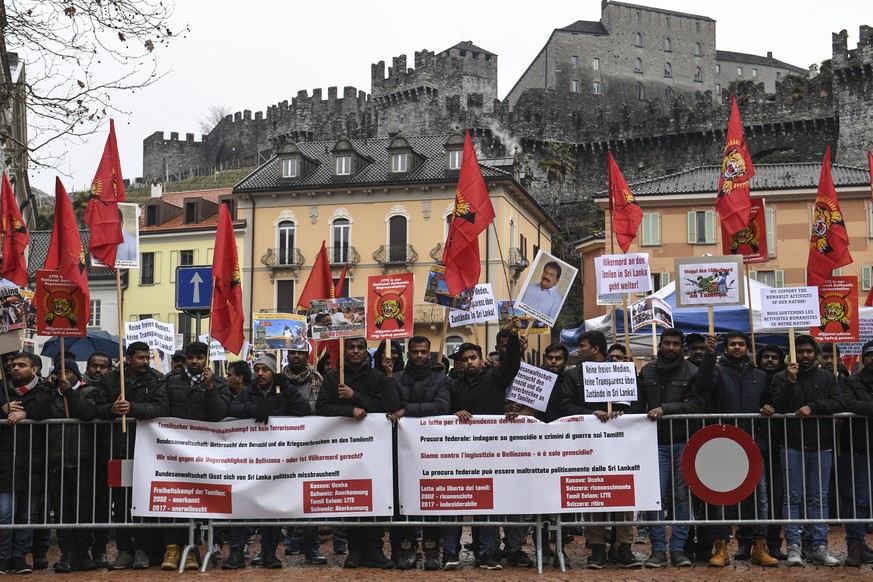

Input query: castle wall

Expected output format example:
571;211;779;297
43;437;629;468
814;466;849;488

833;25;873;166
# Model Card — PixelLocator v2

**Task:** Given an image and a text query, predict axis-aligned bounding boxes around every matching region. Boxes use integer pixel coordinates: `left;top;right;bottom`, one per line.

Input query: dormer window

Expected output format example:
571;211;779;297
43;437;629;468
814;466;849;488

448;150;462;170
391;153;408;173
443;130;465;171
146;205;158;226
335;155;352;176
277;140;313;181
185;201;197;224
282;158;298;178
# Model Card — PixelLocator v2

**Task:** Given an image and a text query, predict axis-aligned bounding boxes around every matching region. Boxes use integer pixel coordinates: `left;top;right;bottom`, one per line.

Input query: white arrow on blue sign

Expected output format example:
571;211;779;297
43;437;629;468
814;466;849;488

176;266;213;311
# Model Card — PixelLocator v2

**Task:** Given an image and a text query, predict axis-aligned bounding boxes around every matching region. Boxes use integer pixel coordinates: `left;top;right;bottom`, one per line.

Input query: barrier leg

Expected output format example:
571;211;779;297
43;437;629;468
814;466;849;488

178;520;197;574
555;514;566;572
201;521;214;573
535;515;543;574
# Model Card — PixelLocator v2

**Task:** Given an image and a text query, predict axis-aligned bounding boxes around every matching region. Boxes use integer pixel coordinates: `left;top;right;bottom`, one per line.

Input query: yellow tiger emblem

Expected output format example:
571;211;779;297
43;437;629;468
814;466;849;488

820;300;850;331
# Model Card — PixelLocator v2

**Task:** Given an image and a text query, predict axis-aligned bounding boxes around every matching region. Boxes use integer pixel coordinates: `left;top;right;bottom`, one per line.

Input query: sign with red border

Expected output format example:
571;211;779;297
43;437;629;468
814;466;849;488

681;424;762;506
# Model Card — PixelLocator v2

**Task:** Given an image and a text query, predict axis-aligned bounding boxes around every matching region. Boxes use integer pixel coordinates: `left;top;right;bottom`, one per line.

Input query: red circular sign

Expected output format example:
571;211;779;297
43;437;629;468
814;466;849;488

681;423;762;506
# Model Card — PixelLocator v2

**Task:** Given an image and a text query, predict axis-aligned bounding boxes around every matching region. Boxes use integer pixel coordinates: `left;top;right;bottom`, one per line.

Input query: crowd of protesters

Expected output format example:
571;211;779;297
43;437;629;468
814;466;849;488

1;319;873;572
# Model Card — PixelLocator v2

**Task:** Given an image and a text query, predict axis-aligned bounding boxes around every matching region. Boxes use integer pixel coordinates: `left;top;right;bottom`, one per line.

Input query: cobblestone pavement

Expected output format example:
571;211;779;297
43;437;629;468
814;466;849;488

18;527;871;579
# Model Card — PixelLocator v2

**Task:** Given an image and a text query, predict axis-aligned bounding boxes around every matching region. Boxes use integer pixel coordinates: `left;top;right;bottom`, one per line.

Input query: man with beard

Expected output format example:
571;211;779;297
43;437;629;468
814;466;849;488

0;353;51;574
387;336;450;570
542;343;570;422
770;335;843;567
696;332;777;567
838;340;873;567
685;333;707;366
159;342;232;571
641;328;706;569
317;337;401;570
559;331;641;570
83;352;112;385
443;317;523;571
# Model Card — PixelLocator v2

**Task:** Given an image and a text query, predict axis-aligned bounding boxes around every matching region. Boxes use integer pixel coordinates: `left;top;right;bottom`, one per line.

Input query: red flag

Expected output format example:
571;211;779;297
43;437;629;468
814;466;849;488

608;152;643;253
443;131;495;296
46;177;90;324
807;146;852;287
297;241;335;310
334;262;348;298
1;172;30;286
864;286;873;308
85;119;126;268
210;204;244;354
716;94;755;234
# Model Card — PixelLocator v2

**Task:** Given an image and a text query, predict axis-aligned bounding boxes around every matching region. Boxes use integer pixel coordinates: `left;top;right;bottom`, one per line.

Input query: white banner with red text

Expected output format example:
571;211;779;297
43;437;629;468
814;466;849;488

396;414;659;515
131;417;394;518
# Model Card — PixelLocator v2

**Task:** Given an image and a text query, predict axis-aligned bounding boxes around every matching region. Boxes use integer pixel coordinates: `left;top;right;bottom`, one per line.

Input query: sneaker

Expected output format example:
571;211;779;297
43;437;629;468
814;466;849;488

161;544;181;571
133;549;150;570
768;542;787;561
10;557;32;574
304;549;327;565
0;559;9;573
222;547;245;570
442;551;460;570
671;550;692;567
108;551;134;570
250;551;263;566
633;529;649;545
786;544;803;567
586;544;607;569
211;544;223;560
809;545;840;567
93;553;109;569
78;552;97;572
284;539;302;555
396;546;417;570
333;541;347;555
184;550;199;571
478;550;502;570
645;549;668;568
506;549;533;567
617;543;643;569
423;549;441;571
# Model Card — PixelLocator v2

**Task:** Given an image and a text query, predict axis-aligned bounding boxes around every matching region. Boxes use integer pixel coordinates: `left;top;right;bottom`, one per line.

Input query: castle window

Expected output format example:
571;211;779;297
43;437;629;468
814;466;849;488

664;37;671;52
390;153;408;173
448;149;462;170
571;79;579;93
666;87;673;100
693;42;702;56
716;83;722;94
715;64;721;73
634;33;642;47
593;81;601;95
335;155;351;176
592;57;600;71
737;66;743;76
752;68;758;78
571;55;578;68
696;21;701;32
634;58;643;74
459;50;467;57
664;62;672;77
636;83;645;100
776;71;782;81
694;67;703;82
281;158;298;178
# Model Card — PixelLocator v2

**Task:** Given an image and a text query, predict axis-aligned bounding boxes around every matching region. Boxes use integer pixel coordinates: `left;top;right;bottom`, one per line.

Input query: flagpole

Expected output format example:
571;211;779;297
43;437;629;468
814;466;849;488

744;264;757;365
437;308;450;361
339;337;345;386
116;268;127;432
788;327;796;363
708;306;715;336
60;341;70;418
832;343;839;377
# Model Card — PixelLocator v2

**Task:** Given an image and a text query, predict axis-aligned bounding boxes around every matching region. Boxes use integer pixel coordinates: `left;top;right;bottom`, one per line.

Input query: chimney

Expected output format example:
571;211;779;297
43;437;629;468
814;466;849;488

767;51;773;59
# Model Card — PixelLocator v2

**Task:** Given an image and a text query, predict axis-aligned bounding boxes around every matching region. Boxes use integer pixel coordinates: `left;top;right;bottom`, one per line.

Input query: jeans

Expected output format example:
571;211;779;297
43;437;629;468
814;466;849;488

646;443;690;552
781;446;833;548
442;524;498;557
839;453;871;542
0;492;41;559
711;470;769;541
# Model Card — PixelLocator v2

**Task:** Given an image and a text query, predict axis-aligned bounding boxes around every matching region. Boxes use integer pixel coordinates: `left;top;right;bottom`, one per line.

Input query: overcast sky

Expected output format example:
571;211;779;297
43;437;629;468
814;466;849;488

28;0;873;195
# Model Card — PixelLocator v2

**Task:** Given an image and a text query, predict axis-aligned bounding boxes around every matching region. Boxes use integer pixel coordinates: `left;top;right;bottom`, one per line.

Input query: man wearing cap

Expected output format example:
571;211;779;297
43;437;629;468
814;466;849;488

685;333;707;366
224;354;312;569
170;351;187;375
317;337;401;570
838;340;873;566
46;359;101;573
640;328;706;569
159;341;232;571
770;334;843;567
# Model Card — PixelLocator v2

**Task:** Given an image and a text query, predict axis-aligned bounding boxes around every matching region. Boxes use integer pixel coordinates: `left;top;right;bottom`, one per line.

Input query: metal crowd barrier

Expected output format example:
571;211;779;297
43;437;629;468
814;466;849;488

2;414;871;573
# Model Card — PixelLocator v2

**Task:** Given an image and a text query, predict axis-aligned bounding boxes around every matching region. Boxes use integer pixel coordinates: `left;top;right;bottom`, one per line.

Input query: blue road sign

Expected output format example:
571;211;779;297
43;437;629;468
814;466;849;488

176;266;213;311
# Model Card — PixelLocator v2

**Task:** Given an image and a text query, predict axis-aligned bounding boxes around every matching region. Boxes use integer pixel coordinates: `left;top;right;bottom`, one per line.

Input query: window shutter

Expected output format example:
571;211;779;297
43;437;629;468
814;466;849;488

153;252;162;284
868;202;873;238
704;211;716;244
765;207;776;258
749;271;758;281
832;268;842;276
661;272;671;287
775;270;784;288
863;266;872;290
170;251;179;283
687;211;697;244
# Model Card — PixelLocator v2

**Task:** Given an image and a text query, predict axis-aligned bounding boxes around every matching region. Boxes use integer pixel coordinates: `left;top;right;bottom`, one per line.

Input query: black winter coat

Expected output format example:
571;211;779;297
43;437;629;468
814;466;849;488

840;367;873;454
48;382;100;468
770;365;843;450
95;367;168;459
164;371;232;421
639;356;705;444
0;380;52;493
392;363;450;417
317;364;401;416
228;374;310;418
448;334;521;415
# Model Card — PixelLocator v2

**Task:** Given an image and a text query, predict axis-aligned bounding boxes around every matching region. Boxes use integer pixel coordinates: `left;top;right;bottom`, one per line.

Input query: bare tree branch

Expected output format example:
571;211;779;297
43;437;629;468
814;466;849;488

198;104;232;135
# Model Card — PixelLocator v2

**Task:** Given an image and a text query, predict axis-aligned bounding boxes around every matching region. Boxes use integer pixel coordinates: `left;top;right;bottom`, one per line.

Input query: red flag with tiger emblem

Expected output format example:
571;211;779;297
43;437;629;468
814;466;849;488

1;172;30;286
608;152;643;253
442;130;495;296
807;146;852;287
210;203;244;354
716;94;755;235
45;177;90;329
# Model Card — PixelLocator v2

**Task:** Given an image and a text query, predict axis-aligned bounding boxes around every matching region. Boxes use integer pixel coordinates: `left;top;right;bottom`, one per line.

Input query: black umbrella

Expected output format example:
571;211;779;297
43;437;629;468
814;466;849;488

41;330;120;361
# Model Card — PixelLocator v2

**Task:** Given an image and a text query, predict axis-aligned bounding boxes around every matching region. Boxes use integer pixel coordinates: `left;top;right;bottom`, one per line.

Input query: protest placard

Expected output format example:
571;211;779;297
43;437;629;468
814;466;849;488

198;334;227;361
630;296;673;331
721;198;768;264
310;297;366;339
367;273;414;340
505;362;557;413
674;256;744;307
840;318;873;355
497;301;548;334
422;265;473;310
594;253;651;297
0;282;26;334
760;286;820;329
810;276;859;343
516;250;578;327
125;318;176;352
92;202;140;269
580;362;638;402
252;312;308;350
35;270;88;337
449;284;498;328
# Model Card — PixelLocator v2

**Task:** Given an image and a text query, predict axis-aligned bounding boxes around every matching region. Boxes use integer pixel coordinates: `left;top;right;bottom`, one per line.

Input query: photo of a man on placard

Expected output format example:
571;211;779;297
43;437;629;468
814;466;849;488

515;250;578;327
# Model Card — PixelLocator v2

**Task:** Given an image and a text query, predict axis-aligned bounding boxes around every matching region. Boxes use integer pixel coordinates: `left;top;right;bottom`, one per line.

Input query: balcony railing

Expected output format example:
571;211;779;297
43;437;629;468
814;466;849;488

260;247;304;269
327;246;360;266
430;243;444;262
508;247;530;272
373;244;418;266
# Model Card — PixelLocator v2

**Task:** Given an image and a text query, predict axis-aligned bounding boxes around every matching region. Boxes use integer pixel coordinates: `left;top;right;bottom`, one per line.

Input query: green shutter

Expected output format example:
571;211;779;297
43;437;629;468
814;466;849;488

775;270;784;288
704;211;716;244
749;271;758;281
765;207;776;258
863;266;872;290
687;211;696;244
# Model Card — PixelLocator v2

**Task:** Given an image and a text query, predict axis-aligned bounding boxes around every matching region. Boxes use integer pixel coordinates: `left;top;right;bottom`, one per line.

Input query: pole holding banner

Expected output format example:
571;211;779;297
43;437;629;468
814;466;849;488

60;337;69;418
788;327;796;363
116;269;127;433
744;264;756;364
708;306;715;336
339;337;345;386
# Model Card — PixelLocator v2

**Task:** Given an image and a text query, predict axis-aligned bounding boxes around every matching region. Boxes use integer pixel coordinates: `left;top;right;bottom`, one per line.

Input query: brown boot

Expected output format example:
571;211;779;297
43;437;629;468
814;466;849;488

751;539;778;567
708;540;730;567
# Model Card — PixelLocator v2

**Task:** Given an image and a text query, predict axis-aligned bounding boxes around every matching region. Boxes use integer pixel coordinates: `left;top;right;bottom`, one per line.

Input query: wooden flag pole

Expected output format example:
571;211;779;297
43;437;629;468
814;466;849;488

651;322;657;358
339;337;345;386
116;268;127;433
707;306;715;336
788;327;796;363
832;342;839;377
437;308;450;359
60;337;69;418
745;264;757;365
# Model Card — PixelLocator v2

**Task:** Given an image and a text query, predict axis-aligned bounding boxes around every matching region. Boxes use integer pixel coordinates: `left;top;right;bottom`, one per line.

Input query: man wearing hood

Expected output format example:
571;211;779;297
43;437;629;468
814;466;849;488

770;334;843;567
640;328;706;569
838;340;873;567
696;332;777;567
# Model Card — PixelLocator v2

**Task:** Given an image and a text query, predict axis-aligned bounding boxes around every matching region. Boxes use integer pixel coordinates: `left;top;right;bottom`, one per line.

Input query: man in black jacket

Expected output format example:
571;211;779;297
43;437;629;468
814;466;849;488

317;337;401;570
96;341;169;571
839;340;873;567
770;334;842;567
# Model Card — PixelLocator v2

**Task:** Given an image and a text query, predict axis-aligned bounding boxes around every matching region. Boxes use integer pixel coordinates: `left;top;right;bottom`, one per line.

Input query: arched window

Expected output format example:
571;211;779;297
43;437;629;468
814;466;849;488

693;42;702;56
664;37;671;51
634;33;642;47
636;83;645;100
694;67;703;82
666;87;674;101
634;58;643;74
277;220;296;265
664;62;672;77
387;214;408;262
331;217;351;263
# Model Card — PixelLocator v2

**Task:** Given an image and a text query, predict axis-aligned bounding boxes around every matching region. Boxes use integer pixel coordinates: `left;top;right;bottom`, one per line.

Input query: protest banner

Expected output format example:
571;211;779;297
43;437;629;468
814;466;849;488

0;282;25;333
674;256;744;307
597;293;625;307
422;265;473;310
721;198;768;263
252;312;308;350
840;318;873;355
810;276;859;343
516;250;578;327
198;334;227;361
18;288;36;331
132;416;394;519
396;414;659;514
630;296;673;331
310;297;366;339
594;253;651;297
35;270;88;337
580;362;638;402
367;273;414;340
125;318;176;352
449;284;498;328
760;287;820;329
497;301;548;334
506;362;557;413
